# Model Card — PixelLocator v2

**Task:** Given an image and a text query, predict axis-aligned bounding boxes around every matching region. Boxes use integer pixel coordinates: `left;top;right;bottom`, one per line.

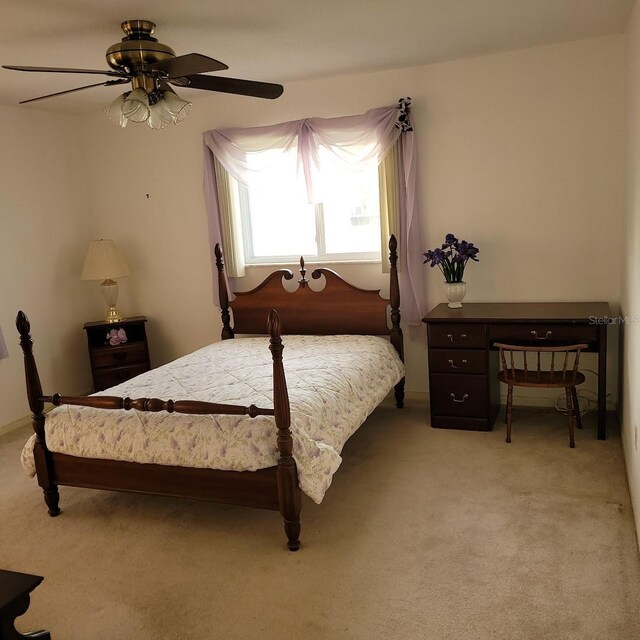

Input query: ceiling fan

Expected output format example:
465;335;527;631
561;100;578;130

3;20;284;129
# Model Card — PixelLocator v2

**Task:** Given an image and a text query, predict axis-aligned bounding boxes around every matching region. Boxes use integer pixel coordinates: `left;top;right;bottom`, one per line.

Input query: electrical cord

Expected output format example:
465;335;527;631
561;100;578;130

554;368;608;417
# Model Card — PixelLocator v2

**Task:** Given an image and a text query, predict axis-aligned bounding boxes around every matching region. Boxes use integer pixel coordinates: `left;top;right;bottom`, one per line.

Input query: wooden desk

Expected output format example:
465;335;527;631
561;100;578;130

422;302;610;439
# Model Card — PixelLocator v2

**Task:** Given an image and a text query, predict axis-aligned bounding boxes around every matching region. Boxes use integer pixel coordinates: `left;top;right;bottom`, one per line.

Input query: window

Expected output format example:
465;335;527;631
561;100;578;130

203;99;427;325
232;145;382;264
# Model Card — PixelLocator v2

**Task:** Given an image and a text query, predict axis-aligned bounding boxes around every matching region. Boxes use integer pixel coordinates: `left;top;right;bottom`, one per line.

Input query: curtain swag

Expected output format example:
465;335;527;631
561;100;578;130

202;97;426;325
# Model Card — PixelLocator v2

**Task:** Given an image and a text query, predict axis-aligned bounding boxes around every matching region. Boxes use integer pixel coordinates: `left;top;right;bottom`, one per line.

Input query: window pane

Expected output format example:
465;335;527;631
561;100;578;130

243;146;317;259
320;163;381;256
246;187;317;258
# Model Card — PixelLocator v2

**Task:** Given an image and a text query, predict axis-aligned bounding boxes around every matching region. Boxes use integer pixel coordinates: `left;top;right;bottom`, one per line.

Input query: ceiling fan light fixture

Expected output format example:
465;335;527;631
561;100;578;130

105;87;192;129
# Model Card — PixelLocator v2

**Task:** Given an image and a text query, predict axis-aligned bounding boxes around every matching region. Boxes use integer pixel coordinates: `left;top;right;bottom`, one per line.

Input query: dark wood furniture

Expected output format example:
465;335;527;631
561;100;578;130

83;317;150;392
16;237;403;551
422;302;610;439
0;569;50;639
496;342;588;448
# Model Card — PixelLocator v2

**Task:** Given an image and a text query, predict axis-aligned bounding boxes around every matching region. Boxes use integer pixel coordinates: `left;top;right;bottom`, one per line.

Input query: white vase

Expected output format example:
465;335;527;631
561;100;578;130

445;282;466;309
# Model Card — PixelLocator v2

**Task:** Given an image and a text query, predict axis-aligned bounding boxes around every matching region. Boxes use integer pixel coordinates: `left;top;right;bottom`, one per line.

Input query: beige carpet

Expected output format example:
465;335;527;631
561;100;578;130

1;398;639;640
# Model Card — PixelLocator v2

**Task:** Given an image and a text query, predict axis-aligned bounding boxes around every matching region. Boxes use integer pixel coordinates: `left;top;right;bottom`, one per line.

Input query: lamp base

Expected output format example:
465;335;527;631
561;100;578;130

105;306;125;323
101;279;125;323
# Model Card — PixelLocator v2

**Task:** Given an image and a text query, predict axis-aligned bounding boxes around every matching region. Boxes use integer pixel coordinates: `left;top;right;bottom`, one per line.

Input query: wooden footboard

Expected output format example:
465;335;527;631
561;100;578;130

16;309;301;551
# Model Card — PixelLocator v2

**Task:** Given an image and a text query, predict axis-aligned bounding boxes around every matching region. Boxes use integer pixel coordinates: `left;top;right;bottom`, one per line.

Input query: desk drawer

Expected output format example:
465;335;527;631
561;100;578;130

489;324;597;346
430;374;487;418
428;324;486;349
429;349;487;374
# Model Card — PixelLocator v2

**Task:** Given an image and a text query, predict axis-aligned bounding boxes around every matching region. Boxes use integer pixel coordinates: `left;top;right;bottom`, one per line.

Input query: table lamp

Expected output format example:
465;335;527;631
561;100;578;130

81;239;131;323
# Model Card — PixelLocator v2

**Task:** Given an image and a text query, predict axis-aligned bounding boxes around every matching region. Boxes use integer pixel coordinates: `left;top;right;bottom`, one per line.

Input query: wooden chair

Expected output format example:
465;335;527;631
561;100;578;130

494;342;588;448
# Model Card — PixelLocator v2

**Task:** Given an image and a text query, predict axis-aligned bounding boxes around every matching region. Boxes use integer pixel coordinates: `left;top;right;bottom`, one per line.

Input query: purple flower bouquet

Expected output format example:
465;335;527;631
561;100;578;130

423;233;479;283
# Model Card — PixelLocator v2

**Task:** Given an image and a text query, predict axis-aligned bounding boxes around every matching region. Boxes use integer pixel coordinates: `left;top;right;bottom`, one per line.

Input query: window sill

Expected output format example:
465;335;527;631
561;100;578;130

244;259;382;268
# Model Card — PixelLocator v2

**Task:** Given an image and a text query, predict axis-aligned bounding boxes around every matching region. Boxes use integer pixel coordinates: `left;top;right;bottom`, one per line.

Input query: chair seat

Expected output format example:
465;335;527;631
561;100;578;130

498;369;585;388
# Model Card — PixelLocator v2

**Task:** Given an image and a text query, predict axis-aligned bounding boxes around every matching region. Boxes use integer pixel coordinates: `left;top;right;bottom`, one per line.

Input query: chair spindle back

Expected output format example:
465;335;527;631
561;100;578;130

494;343;588;385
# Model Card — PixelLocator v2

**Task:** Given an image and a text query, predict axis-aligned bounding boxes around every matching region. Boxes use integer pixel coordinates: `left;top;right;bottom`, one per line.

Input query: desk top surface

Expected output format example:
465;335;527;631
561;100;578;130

422;302;611;323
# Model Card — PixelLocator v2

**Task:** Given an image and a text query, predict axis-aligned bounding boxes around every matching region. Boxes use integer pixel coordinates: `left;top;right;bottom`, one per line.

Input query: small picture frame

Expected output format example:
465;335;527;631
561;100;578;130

105;327;128;346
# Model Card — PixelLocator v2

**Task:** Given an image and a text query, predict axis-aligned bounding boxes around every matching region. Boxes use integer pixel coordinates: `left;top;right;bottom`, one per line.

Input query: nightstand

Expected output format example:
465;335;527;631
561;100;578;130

84;316;150;392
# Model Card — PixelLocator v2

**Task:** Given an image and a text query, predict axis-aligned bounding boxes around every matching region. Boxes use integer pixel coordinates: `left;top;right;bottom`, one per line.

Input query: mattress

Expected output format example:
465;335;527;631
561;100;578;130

21;334;404;503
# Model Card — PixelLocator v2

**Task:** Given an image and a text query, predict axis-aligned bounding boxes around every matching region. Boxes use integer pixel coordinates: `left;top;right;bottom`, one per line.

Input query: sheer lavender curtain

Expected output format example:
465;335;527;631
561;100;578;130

0;327;8;359
202;99;426;325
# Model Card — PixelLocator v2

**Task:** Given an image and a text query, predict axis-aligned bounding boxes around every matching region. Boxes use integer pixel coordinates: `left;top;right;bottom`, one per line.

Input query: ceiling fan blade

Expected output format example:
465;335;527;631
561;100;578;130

4;65;127;77
19;79;129;104
148;53;228;78
180;74;284;99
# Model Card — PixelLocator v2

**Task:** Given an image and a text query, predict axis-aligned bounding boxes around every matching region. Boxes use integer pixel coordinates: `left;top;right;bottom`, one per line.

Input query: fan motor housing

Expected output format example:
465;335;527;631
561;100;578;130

106;20;175;73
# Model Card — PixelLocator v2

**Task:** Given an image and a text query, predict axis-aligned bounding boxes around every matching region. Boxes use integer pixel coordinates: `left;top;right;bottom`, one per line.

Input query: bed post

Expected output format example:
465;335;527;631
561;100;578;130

15;311;60;516
268;309;302;551
389;235;405;408
214;243;234;340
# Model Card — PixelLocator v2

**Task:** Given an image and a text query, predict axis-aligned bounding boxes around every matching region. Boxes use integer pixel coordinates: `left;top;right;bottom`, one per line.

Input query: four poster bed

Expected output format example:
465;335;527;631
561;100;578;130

17;237;404;551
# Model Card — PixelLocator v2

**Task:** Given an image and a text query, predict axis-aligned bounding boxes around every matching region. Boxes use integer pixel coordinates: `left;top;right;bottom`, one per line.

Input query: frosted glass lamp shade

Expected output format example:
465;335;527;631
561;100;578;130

81;240;130;281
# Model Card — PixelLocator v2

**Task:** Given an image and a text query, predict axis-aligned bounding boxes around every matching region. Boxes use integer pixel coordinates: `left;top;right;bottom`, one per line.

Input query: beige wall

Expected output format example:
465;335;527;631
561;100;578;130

622;1;640;548
78;35;625;405
0;105;95;428
0;34;626;431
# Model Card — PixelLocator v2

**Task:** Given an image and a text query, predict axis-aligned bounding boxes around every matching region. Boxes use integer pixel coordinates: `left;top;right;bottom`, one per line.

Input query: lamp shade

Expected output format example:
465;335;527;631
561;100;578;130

81;239;130;281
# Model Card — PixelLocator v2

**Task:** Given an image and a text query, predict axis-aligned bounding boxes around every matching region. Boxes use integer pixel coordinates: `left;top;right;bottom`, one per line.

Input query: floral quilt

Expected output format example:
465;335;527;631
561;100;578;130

21;335;404;503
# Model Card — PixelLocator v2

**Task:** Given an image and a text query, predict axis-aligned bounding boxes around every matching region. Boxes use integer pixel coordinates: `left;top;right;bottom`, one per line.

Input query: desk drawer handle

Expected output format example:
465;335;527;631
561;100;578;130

531;330;552;340
450;393;469;403
448;359;468;369
447;333;467;343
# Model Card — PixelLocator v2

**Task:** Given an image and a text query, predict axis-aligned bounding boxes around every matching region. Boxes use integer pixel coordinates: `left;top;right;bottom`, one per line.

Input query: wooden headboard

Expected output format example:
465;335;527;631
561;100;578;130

215;236;403;360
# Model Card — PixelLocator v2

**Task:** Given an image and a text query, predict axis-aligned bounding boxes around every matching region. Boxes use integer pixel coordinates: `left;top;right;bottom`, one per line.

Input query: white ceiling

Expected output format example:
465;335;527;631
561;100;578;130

0;0;633;113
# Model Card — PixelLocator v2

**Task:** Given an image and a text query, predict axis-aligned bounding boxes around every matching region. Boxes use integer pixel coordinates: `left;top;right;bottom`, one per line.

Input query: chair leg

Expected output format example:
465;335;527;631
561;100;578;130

506;385;514;443
571;387;582;430
565;388;575;448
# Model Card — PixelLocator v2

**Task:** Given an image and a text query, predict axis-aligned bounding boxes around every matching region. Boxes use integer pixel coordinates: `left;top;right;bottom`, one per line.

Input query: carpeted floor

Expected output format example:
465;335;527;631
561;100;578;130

1;398;639;640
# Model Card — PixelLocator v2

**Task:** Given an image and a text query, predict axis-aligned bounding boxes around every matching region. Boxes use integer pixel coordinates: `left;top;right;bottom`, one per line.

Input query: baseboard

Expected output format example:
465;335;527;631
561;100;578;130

0;414;31;437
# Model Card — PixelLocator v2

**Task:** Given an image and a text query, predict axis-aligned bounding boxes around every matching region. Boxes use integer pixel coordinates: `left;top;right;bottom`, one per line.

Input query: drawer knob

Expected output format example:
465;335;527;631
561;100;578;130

113;352;128;361
448;359;468;369
531;330;552;340
446;333;467;343
449;393;469;403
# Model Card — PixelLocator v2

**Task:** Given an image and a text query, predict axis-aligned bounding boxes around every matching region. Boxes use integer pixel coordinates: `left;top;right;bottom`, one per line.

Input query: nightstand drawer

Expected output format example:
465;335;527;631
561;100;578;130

430;374;487;418
428;324;486;349
429;349;486;374
93;363;149;390
92;343;148;369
